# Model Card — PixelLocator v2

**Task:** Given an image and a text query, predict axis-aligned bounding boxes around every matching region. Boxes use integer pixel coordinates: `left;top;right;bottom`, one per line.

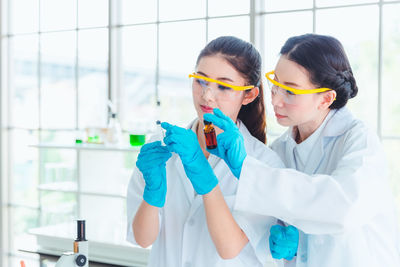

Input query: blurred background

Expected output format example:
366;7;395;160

1;0;399;266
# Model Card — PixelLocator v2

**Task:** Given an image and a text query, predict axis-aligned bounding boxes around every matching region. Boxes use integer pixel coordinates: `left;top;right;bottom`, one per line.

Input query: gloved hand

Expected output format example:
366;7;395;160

161;122;218;195
203;108;246;178
269;225;299;261
136;141;172;207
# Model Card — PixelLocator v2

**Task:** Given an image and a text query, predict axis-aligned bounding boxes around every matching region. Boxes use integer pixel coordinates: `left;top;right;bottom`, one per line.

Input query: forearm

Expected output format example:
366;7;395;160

203;185;249;259
132;200;160;248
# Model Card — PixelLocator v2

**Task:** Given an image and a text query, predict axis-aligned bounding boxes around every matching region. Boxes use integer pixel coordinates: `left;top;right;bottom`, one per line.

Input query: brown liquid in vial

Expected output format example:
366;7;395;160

203;120;217;149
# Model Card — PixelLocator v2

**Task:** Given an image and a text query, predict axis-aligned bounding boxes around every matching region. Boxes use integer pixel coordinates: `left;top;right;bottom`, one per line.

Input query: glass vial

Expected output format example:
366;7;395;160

203;120;217;149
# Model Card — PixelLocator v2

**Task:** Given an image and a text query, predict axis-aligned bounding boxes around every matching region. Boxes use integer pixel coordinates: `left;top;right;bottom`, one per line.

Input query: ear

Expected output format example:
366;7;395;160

242;87;259;105
318;90;337;110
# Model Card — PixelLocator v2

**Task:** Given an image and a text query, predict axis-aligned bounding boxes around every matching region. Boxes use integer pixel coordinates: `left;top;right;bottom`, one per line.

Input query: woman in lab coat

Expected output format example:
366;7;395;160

126;36;284;267
202;33;400;266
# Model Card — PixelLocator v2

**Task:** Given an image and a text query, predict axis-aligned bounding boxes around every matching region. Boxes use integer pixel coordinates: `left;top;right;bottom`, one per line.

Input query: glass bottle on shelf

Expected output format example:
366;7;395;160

106;113;122;145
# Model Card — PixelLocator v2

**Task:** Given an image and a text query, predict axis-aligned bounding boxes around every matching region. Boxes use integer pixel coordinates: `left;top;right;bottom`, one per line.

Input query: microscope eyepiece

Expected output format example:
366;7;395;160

76;220;87;241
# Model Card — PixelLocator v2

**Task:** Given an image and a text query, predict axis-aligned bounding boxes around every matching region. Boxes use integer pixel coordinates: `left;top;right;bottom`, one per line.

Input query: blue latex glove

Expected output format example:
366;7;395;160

269;225;299;261
203;108;247;178
161;122;218;195
136;141;172;207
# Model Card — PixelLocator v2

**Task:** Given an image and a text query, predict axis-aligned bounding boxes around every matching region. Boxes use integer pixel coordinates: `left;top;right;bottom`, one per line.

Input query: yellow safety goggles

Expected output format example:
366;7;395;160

189;73;255;91
265;71;333;95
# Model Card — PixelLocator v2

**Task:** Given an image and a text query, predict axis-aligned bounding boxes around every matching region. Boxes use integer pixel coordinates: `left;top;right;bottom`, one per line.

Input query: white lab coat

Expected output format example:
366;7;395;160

234;107;400;267
127;119;285;267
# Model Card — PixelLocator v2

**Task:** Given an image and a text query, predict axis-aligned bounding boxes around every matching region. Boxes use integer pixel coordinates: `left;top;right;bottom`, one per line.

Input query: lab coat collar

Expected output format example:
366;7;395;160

283;107;354;143
321;107;355;137
283;107;354;174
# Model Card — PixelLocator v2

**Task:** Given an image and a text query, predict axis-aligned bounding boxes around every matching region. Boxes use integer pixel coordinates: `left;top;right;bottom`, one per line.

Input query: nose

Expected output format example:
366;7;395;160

271;90;284;108
202;85;216;101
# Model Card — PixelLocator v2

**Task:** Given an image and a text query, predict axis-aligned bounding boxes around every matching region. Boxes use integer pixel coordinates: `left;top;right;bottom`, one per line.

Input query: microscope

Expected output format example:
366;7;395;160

55;220;89;267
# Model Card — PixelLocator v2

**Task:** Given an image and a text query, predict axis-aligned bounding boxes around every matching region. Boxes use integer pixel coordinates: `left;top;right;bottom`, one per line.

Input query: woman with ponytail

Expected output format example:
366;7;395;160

126;36;284;267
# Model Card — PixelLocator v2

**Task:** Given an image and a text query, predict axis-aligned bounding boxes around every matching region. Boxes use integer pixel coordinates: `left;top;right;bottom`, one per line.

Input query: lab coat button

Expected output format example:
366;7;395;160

188;219;195;226
301;254;307;262
184;261;191;267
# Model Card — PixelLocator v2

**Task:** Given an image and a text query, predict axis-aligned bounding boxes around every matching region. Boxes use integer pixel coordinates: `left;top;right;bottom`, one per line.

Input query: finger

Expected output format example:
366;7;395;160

136;155;171;170
160;122;173;131
161;122;188;137
139;145;170;155
203;113;230;131
138;151;172;163
137;151;171;164
285;226;299;237
213;108;236;127
138;147;171;160
163;134;184;147
140;141;162;153
206;147;219;157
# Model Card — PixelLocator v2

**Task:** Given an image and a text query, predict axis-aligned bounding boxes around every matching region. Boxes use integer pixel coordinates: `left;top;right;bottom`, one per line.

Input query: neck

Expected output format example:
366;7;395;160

295;109;330;144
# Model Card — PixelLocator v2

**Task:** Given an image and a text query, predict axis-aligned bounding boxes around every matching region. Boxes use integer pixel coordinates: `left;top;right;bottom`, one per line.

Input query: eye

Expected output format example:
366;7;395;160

217;84;231;91
285;90;295;96
196;79;208;87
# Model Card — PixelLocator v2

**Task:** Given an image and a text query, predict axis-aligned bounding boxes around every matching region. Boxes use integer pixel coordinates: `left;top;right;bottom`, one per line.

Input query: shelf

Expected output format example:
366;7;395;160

38;182;126;198
38;181;77;193
30;143;141;152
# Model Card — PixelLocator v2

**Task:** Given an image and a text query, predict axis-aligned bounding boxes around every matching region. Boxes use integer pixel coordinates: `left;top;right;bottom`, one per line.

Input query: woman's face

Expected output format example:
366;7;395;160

271;55;328;127
192;55;257;124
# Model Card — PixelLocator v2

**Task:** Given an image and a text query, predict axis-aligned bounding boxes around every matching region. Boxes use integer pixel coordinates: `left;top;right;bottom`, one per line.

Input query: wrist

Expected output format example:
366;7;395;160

143;184;166;208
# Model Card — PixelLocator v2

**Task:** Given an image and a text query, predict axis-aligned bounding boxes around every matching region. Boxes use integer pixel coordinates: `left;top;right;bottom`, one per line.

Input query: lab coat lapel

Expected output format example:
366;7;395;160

303;136;325;175
284;131;298;170
302;108;352;175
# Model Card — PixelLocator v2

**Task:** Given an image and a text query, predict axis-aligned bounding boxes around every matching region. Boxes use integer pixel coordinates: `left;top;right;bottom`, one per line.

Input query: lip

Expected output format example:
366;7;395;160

200;105;214;113
275;113;287;119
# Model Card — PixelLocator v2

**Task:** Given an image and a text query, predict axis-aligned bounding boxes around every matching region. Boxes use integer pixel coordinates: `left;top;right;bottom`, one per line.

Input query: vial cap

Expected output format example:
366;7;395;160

204;120;212;125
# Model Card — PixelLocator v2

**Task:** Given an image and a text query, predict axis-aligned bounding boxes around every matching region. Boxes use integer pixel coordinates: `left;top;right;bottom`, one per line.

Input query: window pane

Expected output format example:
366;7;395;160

316;6;379;130
159;21;205;125
40;0;77;31
121;25;157;132
10;0;39;34
317;0;377;8
382;4;400;136
208;16;250;42
10;129;39;206
40;191;77;226
9;207;39;251
40;32;76;129
1;1;9;35
382;140;400;222
263;12;313;138
78;0;108;28
80;195;126;243
78;29;108;129
80;150;133;196
121;0;157;24
208;0;249;16
10;35;39;128
159;0;205;21
262;0;313;12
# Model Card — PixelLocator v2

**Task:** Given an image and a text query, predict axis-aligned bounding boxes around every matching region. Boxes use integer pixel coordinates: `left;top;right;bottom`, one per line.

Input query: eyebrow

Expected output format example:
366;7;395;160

274;73;301;88
197;71;234;83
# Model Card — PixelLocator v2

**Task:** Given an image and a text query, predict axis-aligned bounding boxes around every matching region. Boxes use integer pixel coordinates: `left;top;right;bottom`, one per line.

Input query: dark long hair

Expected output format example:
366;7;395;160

280;34;358;109
196;36;267;143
